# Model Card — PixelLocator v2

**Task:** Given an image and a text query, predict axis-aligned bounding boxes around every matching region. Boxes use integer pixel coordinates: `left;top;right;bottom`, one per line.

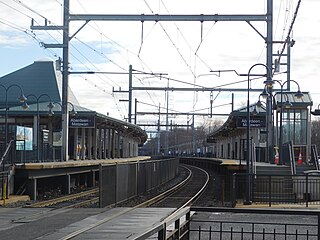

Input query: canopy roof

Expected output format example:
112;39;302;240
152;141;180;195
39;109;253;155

0;59;79;107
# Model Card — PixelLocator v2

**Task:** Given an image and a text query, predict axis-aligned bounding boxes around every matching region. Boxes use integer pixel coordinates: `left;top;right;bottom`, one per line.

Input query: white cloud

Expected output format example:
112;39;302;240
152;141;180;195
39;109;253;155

0;0;319;126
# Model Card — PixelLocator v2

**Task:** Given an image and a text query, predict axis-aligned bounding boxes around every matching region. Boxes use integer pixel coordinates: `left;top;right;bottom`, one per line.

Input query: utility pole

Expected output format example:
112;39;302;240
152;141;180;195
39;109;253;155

157;104;161;155
61;0;70;161
134;98;137;124
192;114;196;155
165;79;170;155
31;0;70;161
30;0;280;161
113;65;166;123
128;65;133;123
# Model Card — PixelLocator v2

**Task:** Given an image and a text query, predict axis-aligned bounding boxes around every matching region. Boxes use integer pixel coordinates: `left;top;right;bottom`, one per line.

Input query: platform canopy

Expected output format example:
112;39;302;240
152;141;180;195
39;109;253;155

207;103;266;143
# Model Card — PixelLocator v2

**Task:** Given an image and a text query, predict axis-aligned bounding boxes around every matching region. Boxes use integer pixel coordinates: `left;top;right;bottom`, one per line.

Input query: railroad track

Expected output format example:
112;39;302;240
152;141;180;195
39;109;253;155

27;164;208;210
154;164;209;207
28;188;99;208
137;164;209;208
56;164;210;240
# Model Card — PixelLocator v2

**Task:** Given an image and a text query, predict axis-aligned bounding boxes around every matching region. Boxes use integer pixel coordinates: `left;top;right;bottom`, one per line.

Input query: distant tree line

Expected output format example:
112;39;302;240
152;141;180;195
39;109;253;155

140;118;223;156
311;119;320;154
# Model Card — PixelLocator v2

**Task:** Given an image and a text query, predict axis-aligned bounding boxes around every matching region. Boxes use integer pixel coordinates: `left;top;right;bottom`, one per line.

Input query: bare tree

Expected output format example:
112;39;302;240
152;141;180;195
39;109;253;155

140;118;223;156
311;120;320;153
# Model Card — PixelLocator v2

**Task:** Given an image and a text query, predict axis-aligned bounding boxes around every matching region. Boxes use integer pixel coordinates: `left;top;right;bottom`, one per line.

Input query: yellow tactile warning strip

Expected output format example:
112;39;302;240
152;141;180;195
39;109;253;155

0;195;30;206
220;160;240;165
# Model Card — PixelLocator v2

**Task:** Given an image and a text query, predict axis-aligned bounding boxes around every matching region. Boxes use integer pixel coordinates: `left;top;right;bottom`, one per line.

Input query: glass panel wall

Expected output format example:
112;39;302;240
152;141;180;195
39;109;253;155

281;109;307;145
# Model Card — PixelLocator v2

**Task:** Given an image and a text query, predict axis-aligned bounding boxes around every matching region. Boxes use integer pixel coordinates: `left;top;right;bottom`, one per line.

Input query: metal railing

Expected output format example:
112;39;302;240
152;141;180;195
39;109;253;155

132;207;190;240
311;144;320;170
232;172;320;207
0;140;15;166
14;145;62;163
131;207;320;239
190;207;320;240
1;140;13;201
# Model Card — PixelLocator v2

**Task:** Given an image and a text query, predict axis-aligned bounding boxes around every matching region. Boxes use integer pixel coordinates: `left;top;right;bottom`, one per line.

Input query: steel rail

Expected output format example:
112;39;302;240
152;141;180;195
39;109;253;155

134;165;193;208
28;188;98;208
65;197;99;208
59;165;209;240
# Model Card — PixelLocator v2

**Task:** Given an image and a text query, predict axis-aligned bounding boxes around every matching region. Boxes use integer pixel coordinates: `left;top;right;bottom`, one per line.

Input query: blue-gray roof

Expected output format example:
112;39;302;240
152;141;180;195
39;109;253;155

0;59;79;107
274;91;313;108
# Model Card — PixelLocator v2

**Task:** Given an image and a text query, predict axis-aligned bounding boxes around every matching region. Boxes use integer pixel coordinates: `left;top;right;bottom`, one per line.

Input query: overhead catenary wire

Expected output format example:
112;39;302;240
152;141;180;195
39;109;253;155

275;0;302;73
0;1;129;118
10;0;151;117
1;0;297;127
73;0;161;107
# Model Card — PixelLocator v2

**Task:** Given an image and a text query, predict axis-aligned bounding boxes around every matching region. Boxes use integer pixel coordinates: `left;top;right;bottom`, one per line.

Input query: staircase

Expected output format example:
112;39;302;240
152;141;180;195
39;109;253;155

253;164;296;203
255;164;291;175
295;164;317;175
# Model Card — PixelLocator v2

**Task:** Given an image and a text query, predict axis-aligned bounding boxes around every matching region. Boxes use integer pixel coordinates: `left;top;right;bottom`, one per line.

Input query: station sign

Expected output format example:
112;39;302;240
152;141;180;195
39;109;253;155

69;116;95;128
236;117;266;128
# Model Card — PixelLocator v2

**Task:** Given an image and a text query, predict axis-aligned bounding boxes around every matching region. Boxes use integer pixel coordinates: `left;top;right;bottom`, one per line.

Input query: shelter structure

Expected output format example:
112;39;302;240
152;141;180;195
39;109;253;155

0;59;147;162
207;92;313;166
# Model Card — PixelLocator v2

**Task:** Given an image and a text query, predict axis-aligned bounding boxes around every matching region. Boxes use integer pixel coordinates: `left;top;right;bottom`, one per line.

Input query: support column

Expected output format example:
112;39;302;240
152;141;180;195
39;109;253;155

103;127;107;159
87;171;95;187
117;133;121;158
98;127;103;159
62;174;71;194
27;178;37;201
93;127;97;159
61;0;70;162
88;128;92;160
33;115;38;146
81;128;86;160
108;129;112;159
48;119;53;146
123;137;128;157
111;129;115;159
74;128;78;160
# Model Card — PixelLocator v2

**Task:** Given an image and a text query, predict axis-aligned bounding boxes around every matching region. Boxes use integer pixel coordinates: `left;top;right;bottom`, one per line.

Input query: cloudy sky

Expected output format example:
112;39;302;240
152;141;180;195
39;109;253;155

0;0;319;133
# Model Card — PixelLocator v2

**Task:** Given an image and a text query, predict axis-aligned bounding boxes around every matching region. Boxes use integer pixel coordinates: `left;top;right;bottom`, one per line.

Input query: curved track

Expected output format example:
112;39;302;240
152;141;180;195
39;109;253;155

27;164;209;210
147;164;209;208
28;188;99;208
58;164;210;240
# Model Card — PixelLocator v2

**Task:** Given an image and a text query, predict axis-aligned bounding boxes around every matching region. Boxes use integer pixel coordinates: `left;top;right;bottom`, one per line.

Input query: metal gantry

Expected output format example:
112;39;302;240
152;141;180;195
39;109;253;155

30;0;277;161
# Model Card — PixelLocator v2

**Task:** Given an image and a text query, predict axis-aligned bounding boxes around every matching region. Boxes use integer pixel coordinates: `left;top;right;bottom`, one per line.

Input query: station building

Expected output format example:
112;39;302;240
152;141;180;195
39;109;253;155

207;92;314;167
0;59;147;162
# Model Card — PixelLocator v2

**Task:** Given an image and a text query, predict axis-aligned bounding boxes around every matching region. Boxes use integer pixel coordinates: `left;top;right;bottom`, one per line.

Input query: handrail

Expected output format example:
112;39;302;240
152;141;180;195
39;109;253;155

190;206;320;238
311;144;320;170
288;142;296;175
0;140;14;167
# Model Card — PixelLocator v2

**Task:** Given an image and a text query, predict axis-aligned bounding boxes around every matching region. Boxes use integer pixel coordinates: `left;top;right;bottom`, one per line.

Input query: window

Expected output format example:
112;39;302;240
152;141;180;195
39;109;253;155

281;109;307;145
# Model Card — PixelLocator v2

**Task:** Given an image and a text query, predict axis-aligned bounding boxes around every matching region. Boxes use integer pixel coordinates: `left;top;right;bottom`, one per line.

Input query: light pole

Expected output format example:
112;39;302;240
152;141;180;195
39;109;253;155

54;101;77;116
266;80;303;164
0;84;27;201
0;84;27;147
26;94;54;162
245;63;273;205
311;104;320;116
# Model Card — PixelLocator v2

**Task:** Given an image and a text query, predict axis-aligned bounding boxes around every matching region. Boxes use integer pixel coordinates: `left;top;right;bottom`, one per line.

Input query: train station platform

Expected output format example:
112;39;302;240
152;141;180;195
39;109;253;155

15;156;151;170
0;195;30;206
12;156;181;203
0;207;178;240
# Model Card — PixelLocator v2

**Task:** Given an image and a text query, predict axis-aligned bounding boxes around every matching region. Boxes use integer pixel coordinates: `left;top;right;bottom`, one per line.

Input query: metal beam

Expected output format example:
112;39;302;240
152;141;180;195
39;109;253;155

132;87;266;92
69;14;267;22
31;25;64;30
137;111;229;116
138;124;190;127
